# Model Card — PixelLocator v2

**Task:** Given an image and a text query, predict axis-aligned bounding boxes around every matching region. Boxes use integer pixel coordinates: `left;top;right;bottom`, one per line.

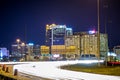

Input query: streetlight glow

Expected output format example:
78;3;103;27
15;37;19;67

16;39;20;43
21;42;25;46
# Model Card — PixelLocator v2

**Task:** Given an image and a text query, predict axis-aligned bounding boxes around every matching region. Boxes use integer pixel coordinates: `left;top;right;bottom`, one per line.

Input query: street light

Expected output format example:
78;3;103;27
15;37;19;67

16;39;21;51
21;42;26;60
16;38;20;48
16;39;20;43
21;42;25;46
97;0;100;66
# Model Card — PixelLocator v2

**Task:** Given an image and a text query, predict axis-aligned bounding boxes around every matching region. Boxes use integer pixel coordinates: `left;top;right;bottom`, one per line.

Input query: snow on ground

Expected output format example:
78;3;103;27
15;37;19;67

1;60;120;80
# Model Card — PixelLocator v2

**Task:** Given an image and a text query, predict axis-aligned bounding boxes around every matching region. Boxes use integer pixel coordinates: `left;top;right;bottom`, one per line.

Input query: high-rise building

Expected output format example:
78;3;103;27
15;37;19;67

65;30;108;58
45;24;73;46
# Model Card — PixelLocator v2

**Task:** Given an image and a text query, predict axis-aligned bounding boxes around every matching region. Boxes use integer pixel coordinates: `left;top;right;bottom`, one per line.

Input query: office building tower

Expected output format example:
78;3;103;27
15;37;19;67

45;24;73;46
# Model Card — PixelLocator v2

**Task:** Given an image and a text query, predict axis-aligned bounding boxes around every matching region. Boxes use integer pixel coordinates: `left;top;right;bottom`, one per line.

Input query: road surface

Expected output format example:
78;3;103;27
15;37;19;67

1;60;120;80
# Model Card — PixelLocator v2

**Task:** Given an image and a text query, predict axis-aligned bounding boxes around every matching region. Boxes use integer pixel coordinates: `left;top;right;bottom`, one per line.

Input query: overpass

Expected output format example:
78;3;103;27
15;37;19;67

0;60;120;80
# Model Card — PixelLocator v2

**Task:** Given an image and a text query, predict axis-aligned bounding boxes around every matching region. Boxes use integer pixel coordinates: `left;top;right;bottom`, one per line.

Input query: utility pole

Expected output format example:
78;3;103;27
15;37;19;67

97;0;100;66
104;3;109;66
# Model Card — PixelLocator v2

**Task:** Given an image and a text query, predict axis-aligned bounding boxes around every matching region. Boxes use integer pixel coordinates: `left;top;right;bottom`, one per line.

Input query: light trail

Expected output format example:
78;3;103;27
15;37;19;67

1;60;120;80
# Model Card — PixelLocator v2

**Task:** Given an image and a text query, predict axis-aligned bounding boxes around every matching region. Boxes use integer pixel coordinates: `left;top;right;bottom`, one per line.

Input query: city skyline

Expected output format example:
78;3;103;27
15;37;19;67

0;0;120;50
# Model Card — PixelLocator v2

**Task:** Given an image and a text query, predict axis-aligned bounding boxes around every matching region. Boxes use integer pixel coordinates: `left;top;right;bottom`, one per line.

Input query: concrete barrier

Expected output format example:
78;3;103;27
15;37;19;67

2;64;6;71
0;64;2;67
0;64;30;80
6;67;9;73
14;69;18;76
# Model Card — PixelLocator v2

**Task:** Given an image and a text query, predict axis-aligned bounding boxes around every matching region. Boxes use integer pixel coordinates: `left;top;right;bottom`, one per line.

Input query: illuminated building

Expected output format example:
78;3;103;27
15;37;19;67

33;44;40;56
11;41;41;61
11;44;26;56
45;24;108;59
26;43;34;60
51;45;66;54
11;44;21;57
40;45;49;55
45;24;73;59
65;30;108;58
45;24;73;46
65;35;80;58
113;46;120;55
11;39;26;58
0;48;9;60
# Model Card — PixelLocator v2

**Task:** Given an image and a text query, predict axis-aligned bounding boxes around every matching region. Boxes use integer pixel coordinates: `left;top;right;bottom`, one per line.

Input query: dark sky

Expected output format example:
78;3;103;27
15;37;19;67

0;0;120;50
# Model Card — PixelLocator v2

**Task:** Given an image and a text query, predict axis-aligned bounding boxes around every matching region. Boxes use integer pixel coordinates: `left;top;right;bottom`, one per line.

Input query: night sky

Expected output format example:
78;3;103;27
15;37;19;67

0;0;120;50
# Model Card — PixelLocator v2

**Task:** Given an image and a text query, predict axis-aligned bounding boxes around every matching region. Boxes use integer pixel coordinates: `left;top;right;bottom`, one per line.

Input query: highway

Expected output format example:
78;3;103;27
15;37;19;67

1;60;120;80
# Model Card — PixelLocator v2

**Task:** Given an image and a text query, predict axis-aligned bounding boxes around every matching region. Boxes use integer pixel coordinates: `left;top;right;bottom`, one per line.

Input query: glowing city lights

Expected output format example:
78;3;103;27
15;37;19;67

28;43;34;46
88;30;96;34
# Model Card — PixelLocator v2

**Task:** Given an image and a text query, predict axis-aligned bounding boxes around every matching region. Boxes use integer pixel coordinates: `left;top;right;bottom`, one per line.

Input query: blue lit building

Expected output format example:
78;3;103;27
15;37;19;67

0;48;9;60
45;24;73;46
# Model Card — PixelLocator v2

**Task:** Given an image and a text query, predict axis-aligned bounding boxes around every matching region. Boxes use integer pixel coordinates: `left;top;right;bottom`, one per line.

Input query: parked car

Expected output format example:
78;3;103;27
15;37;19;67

79;54;97;60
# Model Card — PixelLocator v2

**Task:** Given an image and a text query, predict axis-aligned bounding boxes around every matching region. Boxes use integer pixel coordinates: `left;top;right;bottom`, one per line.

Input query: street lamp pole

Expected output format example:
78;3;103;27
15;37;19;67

16;39;20;48
16;39;21;56
21;42;25;59
97;0;100;65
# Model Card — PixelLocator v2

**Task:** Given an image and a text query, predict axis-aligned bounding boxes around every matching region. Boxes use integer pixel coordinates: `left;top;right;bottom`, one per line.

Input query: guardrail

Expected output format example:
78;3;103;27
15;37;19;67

0;64;30;80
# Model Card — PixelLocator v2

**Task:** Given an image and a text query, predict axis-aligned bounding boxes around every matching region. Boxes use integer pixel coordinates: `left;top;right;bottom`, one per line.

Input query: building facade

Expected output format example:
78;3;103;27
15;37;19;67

44;24;108;59
113;46;120;55
65;31;108;58
45;24;73;46
65;35;80;56
40;45;49;56
0;48;9;61
11;42;41;61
